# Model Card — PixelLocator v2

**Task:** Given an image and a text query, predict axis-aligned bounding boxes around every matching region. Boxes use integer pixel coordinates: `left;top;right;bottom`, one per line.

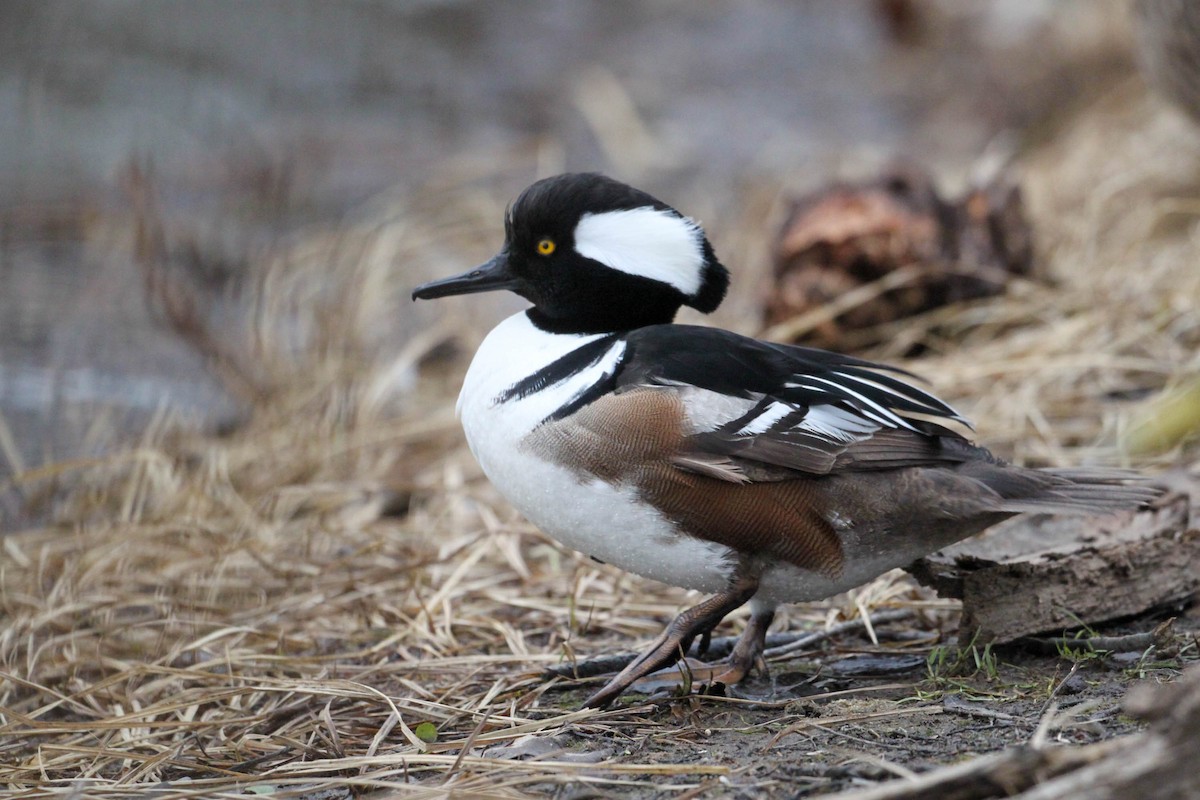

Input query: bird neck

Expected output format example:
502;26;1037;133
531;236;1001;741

526;303;679;335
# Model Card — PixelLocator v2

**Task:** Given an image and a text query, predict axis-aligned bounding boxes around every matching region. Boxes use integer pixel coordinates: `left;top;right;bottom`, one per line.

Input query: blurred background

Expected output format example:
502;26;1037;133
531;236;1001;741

0;0;1190;529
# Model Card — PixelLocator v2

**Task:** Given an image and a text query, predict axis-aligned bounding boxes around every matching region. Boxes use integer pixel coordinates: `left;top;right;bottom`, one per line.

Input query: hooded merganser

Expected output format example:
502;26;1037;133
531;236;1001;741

413;172;1158;708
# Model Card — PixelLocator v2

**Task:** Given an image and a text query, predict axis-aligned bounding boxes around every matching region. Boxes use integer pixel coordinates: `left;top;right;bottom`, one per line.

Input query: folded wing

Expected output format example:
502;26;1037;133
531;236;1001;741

616;325;982;482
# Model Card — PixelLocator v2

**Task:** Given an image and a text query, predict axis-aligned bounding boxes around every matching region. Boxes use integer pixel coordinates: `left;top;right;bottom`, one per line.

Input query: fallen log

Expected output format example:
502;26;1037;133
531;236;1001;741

908;486;1196;644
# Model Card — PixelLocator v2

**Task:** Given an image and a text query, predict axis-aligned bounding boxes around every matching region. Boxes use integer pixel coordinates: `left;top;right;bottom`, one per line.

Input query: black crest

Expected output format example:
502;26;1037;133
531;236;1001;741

509;173;729;316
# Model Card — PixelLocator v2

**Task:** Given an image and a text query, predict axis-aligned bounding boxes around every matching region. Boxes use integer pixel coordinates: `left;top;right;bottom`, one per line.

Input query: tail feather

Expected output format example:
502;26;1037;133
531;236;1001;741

994;467;1163;516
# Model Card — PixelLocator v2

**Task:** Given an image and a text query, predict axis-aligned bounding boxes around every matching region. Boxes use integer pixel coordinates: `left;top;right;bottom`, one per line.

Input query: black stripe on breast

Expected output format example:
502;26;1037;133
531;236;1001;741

495;333;625;422
546;368;621;423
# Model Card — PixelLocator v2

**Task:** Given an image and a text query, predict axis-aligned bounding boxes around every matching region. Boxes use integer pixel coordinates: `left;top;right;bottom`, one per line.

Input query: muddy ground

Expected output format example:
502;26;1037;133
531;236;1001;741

451;600;1196;798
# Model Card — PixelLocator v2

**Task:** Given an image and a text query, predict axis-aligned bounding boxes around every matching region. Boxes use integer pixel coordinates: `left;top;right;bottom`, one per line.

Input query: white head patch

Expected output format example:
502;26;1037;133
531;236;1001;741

573;207;705;296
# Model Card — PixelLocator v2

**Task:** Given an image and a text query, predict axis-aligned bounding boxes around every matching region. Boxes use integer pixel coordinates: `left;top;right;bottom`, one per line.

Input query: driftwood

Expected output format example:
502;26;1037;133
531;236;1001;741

908;487;1197;644
827;664;1200;800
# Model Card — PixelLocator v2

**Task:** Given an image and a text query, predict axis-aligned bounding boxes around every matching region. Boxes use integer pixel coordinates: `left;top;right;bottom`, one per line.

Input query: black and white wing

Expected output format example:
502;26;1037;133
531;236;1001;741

616;325;980;479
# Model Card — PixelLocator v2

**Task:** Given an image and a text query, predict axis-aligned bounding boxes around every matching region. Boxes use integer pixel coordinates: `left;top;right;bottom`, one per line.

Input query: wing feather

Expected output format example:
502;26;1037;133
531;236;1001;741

613;325;979;479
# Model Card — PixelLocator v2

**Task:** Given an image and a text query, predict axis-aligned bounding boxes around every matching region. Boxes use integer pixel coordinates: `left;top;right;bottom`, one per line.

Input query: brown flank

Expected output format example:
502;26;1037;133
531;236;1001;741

522;388;846;578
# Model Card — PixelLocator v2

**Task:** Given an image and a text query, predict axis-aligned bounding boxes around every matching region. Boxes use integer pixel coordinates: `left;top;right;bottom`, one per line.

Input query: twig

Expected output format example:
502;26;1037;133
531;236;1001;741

1019;618;1177;655
546;608;913;679
1038;662;1082;725
764;609;915;659
1030;701;1060;750
443;711;490;786
767;705;943;749
761;265;928;342
942;694;1020;723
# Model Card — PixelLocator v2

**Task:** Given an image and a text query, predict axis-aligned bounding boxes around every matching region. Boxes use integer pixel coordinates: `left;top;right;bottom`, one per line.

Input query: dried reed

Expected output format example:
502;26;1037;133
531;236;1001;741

2;83;1198;797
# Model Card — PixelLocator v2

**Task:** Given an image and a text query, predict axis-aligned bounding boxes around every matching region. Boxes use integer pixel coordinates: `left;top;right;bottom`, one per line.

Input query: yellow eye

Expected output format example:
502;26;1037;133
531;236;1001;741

536;238;556;256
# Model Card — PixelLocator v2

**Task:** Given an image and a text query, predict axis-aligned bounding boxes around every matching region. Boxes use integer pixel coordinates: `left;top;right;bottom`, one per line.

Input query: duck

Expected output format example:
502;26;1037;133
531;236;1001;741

412;172;1158;708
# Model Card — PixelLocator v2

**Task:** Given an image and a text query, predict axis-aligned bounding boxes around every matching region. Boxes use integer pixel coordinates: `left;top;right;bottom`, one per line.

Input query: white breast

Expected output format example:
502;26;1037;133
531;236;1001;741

457;312;734;594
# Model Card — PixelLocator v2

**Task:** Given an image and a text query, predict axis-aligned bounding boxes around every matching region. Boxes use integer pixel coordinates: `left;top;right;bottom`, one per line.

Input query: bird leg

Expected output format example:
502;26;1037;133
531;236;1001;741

710;606;775;686
582;578;758;709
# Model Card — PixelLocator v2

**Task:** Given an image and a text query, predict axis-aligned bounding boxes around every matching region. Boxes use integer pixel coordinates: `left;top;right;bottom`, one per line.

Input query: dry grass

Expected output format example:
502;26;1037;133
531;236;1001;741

3;80;1200;798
